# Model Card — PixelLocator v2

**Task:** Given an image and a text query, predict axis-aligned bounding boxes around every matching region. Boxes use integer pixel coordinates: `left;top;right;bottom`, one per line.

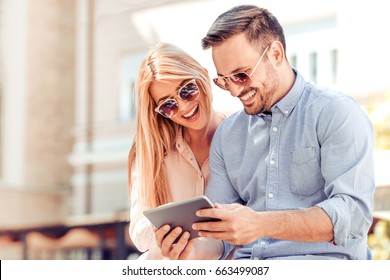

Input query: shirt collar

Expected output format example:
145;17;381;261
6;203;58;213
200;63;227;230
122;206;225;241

273;68;305;117
175;126;184;149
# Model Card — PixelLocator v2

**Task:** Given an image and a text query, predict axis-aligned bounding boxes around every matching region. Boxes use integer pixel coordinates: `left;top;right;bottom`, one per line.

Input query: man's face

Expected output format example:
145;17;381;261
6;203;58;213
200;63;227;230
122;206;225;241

211;33;278;115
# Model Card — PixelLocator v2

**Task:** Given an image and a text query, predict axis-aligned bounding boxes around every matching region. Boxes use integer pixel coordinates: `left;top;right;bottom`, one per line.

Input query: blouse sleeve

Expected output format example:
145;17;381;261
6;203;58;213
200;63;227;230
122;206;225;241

128;167;155;253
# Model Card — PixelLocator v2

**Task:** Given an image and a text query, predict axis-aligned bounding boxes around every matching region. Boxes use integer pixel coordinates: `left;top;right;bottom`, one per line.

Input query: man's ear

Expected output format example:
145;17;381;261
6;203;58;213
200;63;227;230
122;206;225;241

270;41;285;66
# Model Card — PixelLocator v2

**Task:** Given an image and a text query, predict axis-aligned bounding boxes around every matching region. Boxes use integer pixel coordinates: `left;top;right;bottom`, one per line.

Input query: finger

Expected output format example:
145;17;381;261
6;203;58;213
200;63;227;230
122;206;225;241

178;239;195;259
154;225;170;248
197;230;230;241
169;231;190;259
161;227;183;256
196;203;242;219
214;203;223;209
216;203;242;210
193;220;227;232
196;207;223;219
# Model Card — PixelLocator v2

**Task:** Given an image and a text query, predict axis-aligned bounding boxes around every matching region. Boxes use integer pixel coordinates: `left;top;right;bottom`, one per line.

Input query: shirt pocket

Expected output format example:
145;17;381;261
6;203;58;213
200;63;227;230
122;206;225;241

290;147;324;196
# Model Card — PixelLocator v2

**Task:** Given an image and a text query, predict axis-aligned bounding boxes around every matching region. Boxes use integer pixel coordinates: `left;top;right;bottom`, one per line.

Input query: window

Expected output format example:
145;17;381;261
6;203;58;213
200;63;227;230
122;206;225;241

330;49;338;84
309;52;318;83
119;51;146;122
289;54;297;68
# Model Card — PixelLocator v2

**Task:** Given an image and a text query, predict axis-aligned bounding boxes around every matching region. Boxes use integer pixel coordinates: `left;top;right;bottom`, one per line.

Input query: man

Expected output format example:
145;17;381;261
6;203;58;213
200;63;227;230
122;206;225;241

155;5;375;260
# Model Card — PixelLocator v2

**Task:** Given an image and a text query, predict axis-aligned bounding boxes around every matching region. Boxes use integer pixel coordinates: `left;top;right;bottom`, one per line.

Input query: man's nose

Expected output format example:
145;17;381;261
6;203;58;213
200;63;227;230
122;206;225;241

228;82;243;98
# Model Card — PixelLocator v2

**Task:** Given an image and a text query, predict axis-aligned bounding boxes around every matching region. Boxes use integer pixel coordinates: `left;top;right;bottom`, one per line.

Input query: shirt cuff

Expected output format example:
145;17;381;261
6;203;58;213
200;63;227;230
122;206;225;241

316;197;351;247
219;241;235;260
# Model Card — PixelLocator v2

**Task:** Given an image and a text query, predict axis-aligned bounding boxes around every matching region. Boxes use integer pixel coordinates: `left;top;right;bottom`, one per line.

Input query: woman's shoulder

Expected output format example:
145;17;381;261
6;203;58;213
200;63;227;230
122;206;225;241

214;110;227;122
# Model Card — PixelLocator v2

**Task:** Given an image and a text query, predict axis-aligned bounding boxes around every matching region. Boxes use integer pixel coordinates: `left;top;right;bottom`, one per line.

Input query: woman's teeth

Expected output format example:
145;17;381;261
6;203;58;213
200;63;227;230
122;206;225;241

183;104;199;119
241;90;256;101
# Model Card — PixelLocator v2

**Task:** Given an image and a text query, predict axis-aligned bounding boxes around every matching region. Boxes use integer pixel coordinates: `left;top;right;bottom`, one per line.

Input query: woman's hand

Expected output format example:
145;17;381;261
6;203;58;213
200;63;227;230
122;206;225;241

154;225;196;259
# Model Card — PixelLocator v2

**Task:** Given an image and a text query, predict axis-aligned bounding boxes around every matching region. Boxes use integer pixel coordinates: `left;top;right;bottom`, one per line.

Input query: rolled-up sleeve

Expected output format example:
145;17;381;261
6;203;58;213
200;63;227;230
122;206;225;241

316;96;375;246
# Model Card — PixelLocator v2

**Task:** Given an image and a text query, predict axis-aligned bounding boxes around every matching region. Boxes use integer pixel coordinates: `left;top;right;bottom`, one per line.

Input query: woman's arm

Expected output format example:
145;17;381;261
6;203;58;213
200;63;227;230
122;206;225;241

128;168;155;253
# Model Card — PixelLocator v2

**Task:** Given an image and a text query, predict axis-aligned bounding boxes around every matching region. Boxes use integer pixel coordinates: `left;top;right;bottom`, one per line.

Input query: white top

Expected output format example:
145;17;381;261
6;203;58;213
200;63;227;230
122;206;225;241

129;128;210;259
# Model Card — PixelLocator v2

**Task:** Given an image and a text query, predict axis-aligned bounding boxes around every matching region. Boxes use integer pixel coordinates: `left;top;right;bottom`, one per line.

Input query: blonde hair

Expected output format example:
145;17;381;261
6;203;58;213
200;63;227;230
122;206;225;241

128;43;213;210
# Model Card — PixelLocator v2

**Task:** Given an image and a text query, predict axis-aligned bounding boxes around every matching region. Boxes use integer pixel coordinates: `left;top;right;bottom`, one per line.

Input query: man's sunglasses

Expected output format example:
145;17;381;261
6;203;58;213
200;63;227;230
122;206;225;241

154;79;200;118
213;45;270;91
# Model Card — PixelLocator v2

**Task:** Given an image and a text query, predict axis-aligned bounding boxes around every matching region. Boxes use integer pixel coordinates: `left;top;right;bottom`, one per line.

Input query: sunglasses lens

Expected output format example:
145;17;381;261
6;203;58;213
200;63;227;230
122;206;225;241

155;80;199;118
214;72;251;90
158;99;178;118
214;78;229;90
231;72;250;84
179;82;199;101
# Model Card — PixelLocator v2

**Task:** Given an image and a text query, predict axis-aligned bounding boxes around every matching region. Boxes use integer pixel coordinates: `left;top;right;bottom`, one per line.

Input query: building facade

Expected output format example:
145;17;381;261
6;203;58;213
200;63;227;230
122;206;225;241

0;0;389;232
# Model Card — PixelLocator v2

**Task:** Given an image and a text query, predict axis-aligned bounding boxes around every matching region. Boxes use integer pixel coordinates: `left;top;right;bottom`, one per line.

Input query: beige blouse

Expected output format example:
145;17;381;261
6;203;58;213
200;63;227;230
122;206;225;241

129;128;210;259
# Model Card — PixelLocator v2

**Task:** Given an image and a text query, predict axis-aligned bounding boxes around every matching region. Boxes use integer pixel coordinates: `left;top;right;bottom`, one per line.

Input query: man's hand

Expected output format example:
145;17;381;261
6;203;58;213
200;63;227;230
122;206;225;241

194;204;334;244
193;203;261;245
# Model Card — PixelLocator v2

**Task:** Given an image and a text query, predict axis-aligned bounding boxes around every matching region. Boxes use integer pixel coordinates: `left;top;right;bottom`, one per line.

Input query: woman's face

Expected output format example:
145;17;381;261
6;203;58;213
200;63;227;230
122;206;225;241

150;79;210;131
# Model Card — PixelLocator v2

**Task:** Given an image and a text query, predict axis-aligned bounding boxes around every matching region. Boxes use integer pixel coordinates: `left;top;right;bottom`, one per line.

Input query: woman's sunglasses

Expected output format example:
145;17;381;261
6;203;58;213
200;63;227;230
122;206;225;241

213;45;269;91
154;79;200;118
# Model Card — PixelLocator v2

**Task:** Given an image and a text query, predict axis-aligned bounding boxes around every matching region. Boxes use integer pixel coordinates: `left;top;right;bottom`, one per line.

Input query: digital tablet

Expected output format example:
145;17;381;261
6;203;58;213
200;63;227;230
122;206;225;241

143;195;219;240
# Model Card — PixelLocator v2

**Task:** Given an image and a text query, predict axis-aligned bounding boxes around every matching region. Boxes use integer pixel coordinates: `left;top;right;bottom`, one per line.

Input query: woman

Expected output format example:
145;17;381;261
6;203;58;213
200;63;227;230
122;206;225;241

128;43;225;259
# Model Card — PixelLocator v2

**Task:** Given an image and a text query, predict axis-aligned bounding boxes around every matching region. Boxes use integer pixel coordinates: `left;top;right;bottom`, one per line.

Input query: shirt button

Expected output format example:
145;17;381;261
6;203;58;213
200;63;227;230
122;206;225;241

253;257;259;260
284;110;289;115
270;160;275;165
268;193;274;198
272;127;278;132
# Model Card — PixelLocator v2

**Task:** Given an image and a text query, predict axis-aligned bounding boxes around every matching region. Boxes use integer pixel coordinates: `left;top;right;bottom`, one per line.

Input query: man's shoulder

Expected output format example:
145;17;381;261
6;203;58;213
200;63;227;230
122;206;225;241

306;83;350;102
219;109;249;129
302;82;358;113
303;83;369;126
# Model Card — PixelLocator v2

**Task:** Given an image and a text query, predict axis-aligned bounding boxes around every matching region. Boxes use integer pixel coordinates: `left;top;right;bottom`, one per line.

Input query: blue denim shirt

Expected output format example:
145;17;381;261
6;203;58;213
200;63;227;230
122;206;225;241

206;71;375;260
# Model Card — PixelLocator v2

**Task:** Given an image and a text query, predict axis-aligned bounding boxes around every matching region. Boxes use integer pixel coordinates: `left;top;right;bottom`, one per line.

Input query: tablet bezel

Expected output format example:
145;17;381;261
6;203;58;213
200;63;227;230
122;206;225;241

143;195;218;240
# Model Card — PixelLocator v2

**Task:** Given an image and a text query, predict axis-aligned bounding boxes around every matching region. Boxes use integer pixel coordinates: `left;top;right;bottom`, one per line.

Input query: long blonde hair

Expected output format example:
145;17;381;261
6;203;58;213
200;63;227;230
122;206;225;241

128;43;213;210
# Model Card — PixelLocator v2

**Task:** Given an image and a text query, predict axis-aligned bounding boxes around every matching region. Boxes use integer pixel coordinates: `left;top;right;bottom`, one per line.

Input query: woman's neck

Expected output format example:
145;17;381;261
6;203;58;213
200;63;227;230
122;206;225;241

183;110;220;146
182;110;223;167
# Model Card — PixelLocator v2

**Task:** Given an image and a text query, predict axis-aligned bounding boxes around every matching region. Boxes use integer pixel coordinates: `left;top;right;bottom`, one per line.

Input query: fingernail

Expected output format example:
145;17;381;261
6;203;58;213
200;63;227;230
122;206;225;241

183;232;190;239
175;227;182;234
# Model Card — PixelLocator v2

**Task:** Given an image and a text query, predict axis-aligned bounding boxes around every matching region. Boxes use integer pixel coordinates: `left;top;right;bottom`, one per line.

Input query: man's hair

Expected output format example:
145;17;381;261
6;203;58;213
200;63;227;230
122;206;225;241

201;5;286;51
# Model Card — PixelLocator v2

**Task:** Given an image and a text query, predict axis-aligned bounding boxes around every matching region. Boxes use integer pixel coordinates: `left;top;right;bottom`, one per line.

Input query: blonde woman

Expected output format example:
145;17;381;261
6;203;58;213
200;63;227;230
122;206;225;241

128;43;225;259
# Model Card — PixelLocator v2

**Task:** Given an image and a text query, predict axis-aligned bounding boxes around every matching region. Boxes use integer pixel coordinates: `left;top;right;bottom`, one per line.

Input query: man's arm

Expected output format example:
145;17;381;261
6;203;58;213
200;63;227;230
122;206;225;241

194;204;333;245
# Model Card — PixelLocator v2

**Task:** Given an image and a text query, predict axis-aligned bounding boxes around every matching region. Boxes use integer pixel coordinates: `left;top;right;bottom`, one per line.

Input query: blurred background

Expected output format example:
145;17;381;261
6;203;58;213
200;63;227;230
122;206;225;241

0;0;389;260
